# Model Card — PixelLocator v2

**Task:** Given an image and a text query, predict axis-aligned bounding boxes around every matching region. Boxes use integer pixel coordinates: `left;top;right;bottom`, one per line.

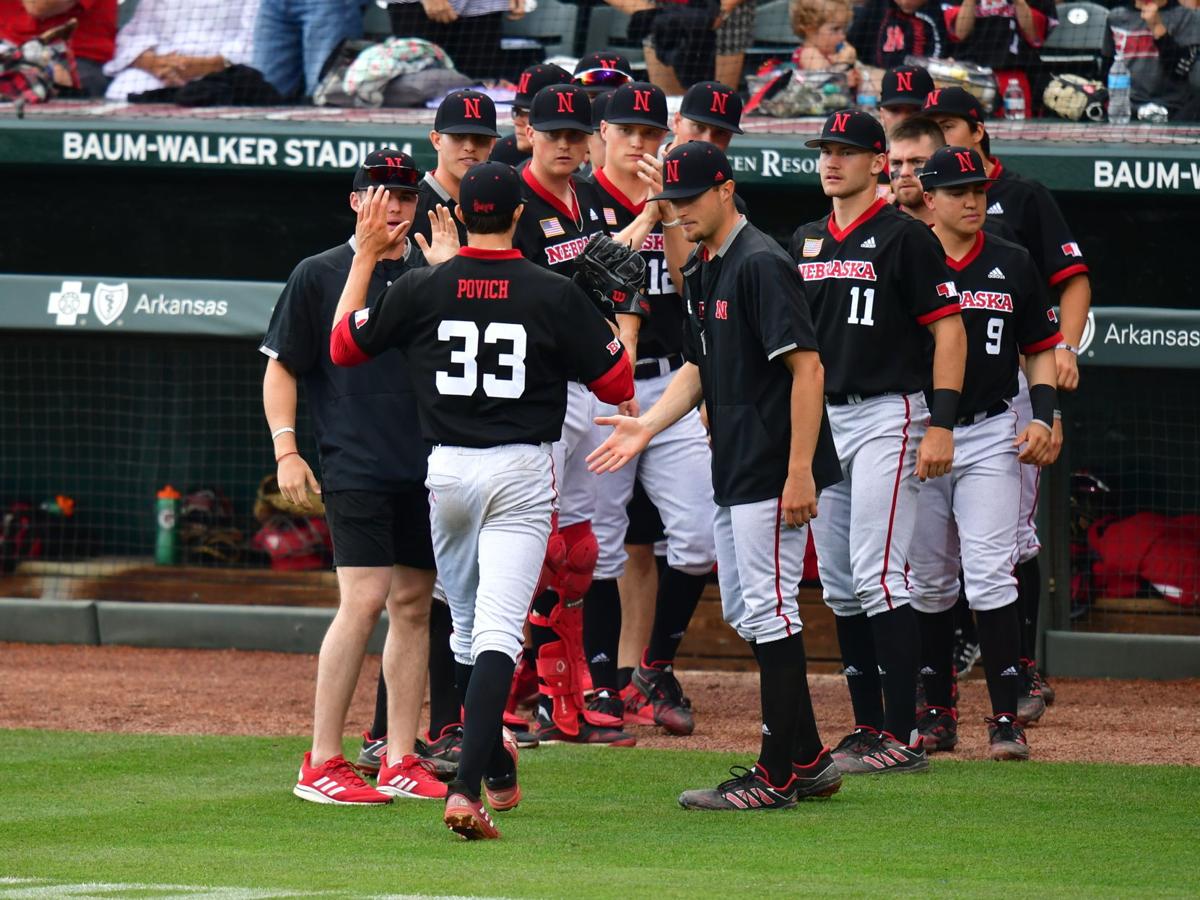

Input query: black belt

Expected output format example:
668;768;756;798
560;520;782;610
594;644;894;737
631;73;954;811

825;391;887;406
954;400;1010;427
634;353;684;380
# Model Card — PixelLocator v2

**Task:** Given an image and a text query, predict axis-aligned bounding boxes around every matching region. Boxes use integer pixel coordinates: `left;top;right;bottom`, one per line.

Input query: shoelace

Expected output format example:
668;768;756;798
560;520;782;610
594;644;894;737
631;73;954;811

833;729;875;753
328;758;371;788
716;765;763;794
645;666;686;706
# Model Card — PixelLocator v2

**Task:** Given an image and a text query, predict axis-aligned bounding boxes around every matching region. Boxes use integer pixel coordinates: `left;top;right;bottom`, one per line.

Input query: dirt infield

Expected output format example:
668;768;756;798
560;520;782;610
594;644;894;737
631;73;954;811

3;642;1198;766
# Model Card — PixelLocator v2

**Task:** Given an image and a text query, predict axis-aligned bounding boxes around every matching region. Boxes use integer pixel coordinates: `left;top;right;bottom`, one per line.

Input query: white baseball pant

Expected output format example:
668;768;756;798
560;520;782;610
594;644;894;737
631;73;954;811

812;392;928;618
552;383;598;528
1012;369;1041;563
714;497;807;645
908;408;1022;614
426;443;555;665
590;367;716;580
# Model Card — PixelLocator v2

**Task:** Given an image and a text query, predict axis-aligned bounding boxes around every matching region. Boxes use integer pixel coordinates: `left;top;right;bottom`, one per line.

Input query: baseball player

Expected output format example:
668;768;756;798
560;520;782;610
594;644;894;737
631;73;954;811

922;87;1088;717
879;64;935;132
887;115;947;225
409;89;500;248
789;109;967;775
511;83;660;746
910;145;1062;760
583;81;716;736
267;150;459;806
330;165;635;839
490;63;572;167
590;142;845;810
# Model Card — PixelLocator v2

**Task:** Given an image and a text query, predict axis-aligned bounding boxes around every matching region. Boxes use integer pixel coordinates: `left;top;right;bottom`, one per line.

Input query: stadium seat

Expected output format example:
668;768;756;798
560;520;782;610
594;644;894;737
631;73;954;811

118;0;141;28
1040;2;1109;79
364;0;392;40
585;7;646;75
502;0;581;60
744;0;801;78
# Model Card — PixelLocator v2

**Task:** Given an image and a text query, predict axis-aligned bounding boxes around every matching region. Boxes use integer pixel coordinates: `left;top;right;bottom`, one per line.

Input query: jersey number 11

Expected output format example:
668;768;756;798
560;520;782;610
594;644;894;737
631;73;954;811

847;287;876;327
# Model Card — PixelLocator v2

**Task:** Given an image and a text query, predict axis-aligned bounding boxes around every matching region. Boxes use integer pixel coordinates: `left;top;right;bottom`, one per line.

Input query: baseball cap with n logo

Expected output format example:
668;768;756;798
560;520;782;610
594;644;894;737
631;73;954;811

435;89;500;137
918;145;997;189
679;81;744;134
604;81;668;130
805;108;885;152
651;141;734;200
530;84;594;133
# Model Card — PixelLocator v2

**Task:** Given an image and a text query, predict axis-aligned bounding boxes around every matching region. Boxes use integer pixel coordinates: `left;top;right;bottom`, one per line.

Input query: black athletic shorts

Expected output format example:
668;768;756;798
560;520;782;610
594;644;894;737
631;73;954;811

624;479;665;546
323;488;436;570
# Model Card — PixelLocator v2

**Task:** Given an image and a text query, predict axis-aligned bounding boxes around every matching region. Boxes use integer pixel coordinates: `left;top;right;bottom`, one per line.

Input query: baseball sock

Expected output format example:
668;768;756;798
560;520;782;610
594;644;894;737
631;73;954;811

915;608;956;709
1015;556;1041;662
584;578;621;690
834;612;885;731
870;605;920;746
529;589;559;717
427;600;460;737
954;590;978;646
975;605;1022;717
646;567;709;664
452;654;516;799
369;668;388;741
751;633;815;785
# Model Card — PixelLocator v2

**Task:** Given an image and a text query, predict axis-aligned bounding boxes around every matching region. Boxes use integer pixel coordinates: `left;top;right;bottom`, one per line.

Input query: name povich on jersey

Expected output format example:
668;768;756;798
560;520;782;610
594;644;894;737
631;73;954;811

796;260;878;282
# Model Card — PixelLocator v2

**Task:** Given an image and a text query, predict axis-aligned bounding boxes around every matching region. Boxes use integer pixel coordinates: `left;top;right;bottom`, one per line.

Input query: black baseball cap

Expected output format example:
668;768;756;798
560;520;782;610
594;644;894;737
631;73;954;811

353;148;421;192
921;86;986;125
459;161;525;218
805;108;886;153
679;81;744;134
604;81;668;130
573;51;634;91
530;84;593;133
513;63;571;111
880;64;935;109
918;145;995;189
651;141;734;201
591;89;614;127
434;89;500;137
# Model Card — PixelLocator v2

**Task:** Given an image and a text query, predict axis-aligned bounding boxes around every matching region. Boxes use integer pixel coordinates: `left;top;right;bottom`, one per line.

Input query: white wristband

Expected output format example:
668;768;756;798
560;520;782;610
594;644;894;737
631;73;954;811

1055;342;1079;356
271;426;296;440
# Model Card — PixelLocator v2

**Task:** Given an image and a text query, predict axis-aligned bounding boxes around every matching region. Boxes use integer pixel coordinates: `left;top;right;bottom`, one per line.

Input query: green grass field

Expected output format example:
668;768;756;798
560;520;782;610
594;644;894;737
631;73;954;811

1;730;1196;899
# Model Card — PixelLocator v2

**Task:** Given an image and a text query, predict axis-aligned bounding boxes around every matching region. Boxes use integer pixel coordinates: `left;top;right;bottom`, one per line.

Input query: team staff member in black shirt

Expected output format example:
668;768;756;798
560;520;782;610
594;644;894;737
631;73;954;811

909;146;1061;761
790;110;967;776
264;151;459;806
590;143;845;811
331;164;634;839
410;89;500;248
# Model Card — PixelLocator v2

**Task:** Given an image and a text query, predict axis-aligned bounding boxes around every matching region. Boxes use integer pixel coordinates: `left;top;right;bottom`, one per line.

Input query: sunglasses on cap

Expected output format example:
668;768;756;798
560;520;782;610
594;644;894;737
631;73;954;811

573;68;632;89
361;163;420;188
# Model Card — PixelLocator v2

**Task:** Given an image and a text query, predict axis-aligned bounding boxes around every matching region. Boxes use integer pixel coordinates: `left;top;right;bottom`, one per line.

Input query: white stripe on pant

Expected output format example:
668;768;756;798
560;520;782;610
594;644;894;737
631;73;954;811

714;497;806;645
426;443;555;665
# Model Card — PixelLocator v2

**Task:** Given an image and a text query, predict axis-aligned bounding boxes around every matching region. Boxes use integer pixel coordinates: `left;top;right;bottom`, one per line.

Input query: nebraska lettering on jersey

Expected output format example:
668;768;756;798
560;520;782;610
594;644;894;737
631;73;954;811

544;235;591;266
958;290;1013;312
457;278;510;300
513;165;605;281
797;260;878;282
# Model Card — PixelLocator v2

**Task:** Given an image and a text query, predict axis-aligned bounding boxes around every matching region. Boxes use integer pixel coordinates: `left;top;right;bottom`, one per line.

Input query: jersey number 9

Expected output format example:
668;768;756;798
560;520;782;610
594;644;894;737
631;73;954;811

436;320;528;399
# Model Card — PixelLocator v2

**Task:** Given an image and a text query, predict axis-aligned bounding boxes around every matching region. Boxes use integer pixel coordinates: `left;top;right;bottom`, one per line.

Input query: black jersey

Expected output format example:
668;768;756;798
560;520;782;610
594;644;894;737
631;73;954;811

982;159;1089;288
410;171;467;248
335;247;630;447
512;165;606;279
944;231;1063;416
789;199;961;397
489;134;530;167
260;240;427;491
590;167;683;358
681;219;841;507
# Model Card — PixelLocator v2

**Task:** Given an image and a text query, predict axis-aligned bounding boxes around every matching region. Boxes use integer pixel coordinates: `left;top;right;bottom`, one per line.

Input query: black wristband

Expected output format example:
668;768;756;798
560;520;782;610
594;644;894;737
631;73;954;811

1029;383;1057;426
928;388;960;430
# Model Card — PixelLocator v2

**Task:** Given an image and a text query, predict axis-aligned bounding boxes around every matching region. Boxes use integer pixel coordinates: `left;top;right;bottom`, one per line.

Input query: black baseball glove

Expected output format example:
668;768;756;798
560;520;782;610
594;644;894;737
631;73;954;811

573;232;651;317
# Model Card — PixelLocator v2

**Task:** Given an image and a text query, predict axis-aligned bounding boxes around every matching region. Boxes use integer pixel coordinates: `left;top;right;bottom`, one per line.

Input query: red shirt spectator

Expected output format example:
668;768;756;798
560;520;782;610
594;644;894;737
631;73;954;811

1;0;117;94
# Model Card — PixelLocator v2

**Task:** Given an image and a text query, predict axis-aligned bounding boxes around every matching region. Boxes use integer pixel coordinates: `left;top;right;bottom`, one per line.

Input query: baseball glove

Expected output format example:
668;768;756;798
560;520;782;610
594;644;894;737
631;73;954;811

573;232;651;317
1044;74;1108;123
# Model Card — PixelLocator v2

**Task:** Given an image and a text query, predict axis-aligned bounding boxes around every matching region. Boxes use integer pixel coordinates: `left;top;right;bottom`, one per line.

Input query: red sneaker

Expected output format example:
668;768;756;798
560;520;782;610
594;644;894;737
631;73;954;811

377;754;448;800
293;752;391;805
484;727;521;812
444;792;501;840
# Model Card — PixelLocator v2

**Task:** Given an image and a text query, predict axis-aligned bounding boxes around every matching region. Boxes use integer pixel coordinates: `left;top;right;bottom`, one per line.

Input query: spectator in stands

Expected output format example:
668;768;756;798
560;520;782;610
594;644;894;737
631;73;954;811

790;0;860;89
103;0;259;101
1104;0;1200;120
941;0;1056;114
252;0;362;99
847;0;950;68
617;0;754;93
0;0;117;96
387;0;524;80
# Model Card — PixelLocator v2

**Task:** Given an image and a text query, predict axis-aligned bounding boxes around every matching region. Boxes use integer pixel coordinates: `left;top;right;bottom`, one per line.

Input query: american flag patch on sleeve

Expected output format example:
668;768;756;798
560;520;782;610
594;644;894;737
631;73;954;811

603;208;618;226
540;217;565;238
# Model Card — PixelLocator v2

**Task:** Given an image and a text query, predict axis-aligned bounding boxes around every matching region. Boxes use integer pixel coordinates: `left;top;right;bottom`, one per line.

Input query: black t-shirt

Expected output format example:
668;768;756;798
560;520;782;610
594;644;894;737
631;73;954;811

983;159;1089;288
790;199;962;396
513;166;607;279
943;231;1063;416
410;171;467;249
848;0;950;68
941;0;1057;70
343;248;627;447
260;240;427;491
681;219;842;507
490;134;530;166
589;167;683;359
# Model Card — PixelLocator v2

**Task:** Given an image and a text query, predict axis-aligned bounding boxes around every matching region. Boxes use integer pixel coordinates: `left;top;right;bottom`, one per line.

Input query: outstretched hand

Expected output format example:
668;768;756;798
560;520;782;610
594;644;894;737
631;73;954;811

355;186;410;262
415;203;460;265
587;414;653;473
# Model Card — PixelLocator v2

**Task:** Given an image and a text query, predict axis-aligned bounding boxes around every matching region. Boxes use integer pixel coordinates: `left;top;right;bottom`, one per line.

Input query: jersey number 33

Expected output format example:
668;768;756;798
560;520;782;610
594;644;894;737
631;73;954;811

436;320;527;399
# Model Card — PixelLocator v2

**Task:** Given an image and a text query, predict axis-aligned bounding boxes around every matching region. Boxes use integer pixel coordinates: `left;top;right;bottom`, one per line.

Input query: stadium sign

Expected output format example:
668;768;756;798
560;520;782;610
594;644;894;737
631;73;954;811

1076;307;1200;368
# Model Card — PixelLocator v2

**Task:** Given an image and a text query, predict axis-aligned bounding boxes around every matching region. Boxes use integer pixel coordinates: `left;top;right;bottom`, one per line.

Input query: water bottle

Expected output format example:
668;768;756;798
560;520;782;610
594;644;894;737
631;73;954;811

856;86;879;114
155;485;180;565
1108;55;1131;125
1003;79;1026;120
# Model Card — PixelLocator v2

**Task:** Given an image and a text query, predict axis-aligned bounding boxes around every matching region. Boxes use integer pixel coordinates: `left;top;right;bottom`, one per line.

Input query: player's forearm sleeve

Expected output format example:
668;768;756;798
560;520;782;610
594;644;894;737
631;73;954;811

329;315;371;367
588;357;635;405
